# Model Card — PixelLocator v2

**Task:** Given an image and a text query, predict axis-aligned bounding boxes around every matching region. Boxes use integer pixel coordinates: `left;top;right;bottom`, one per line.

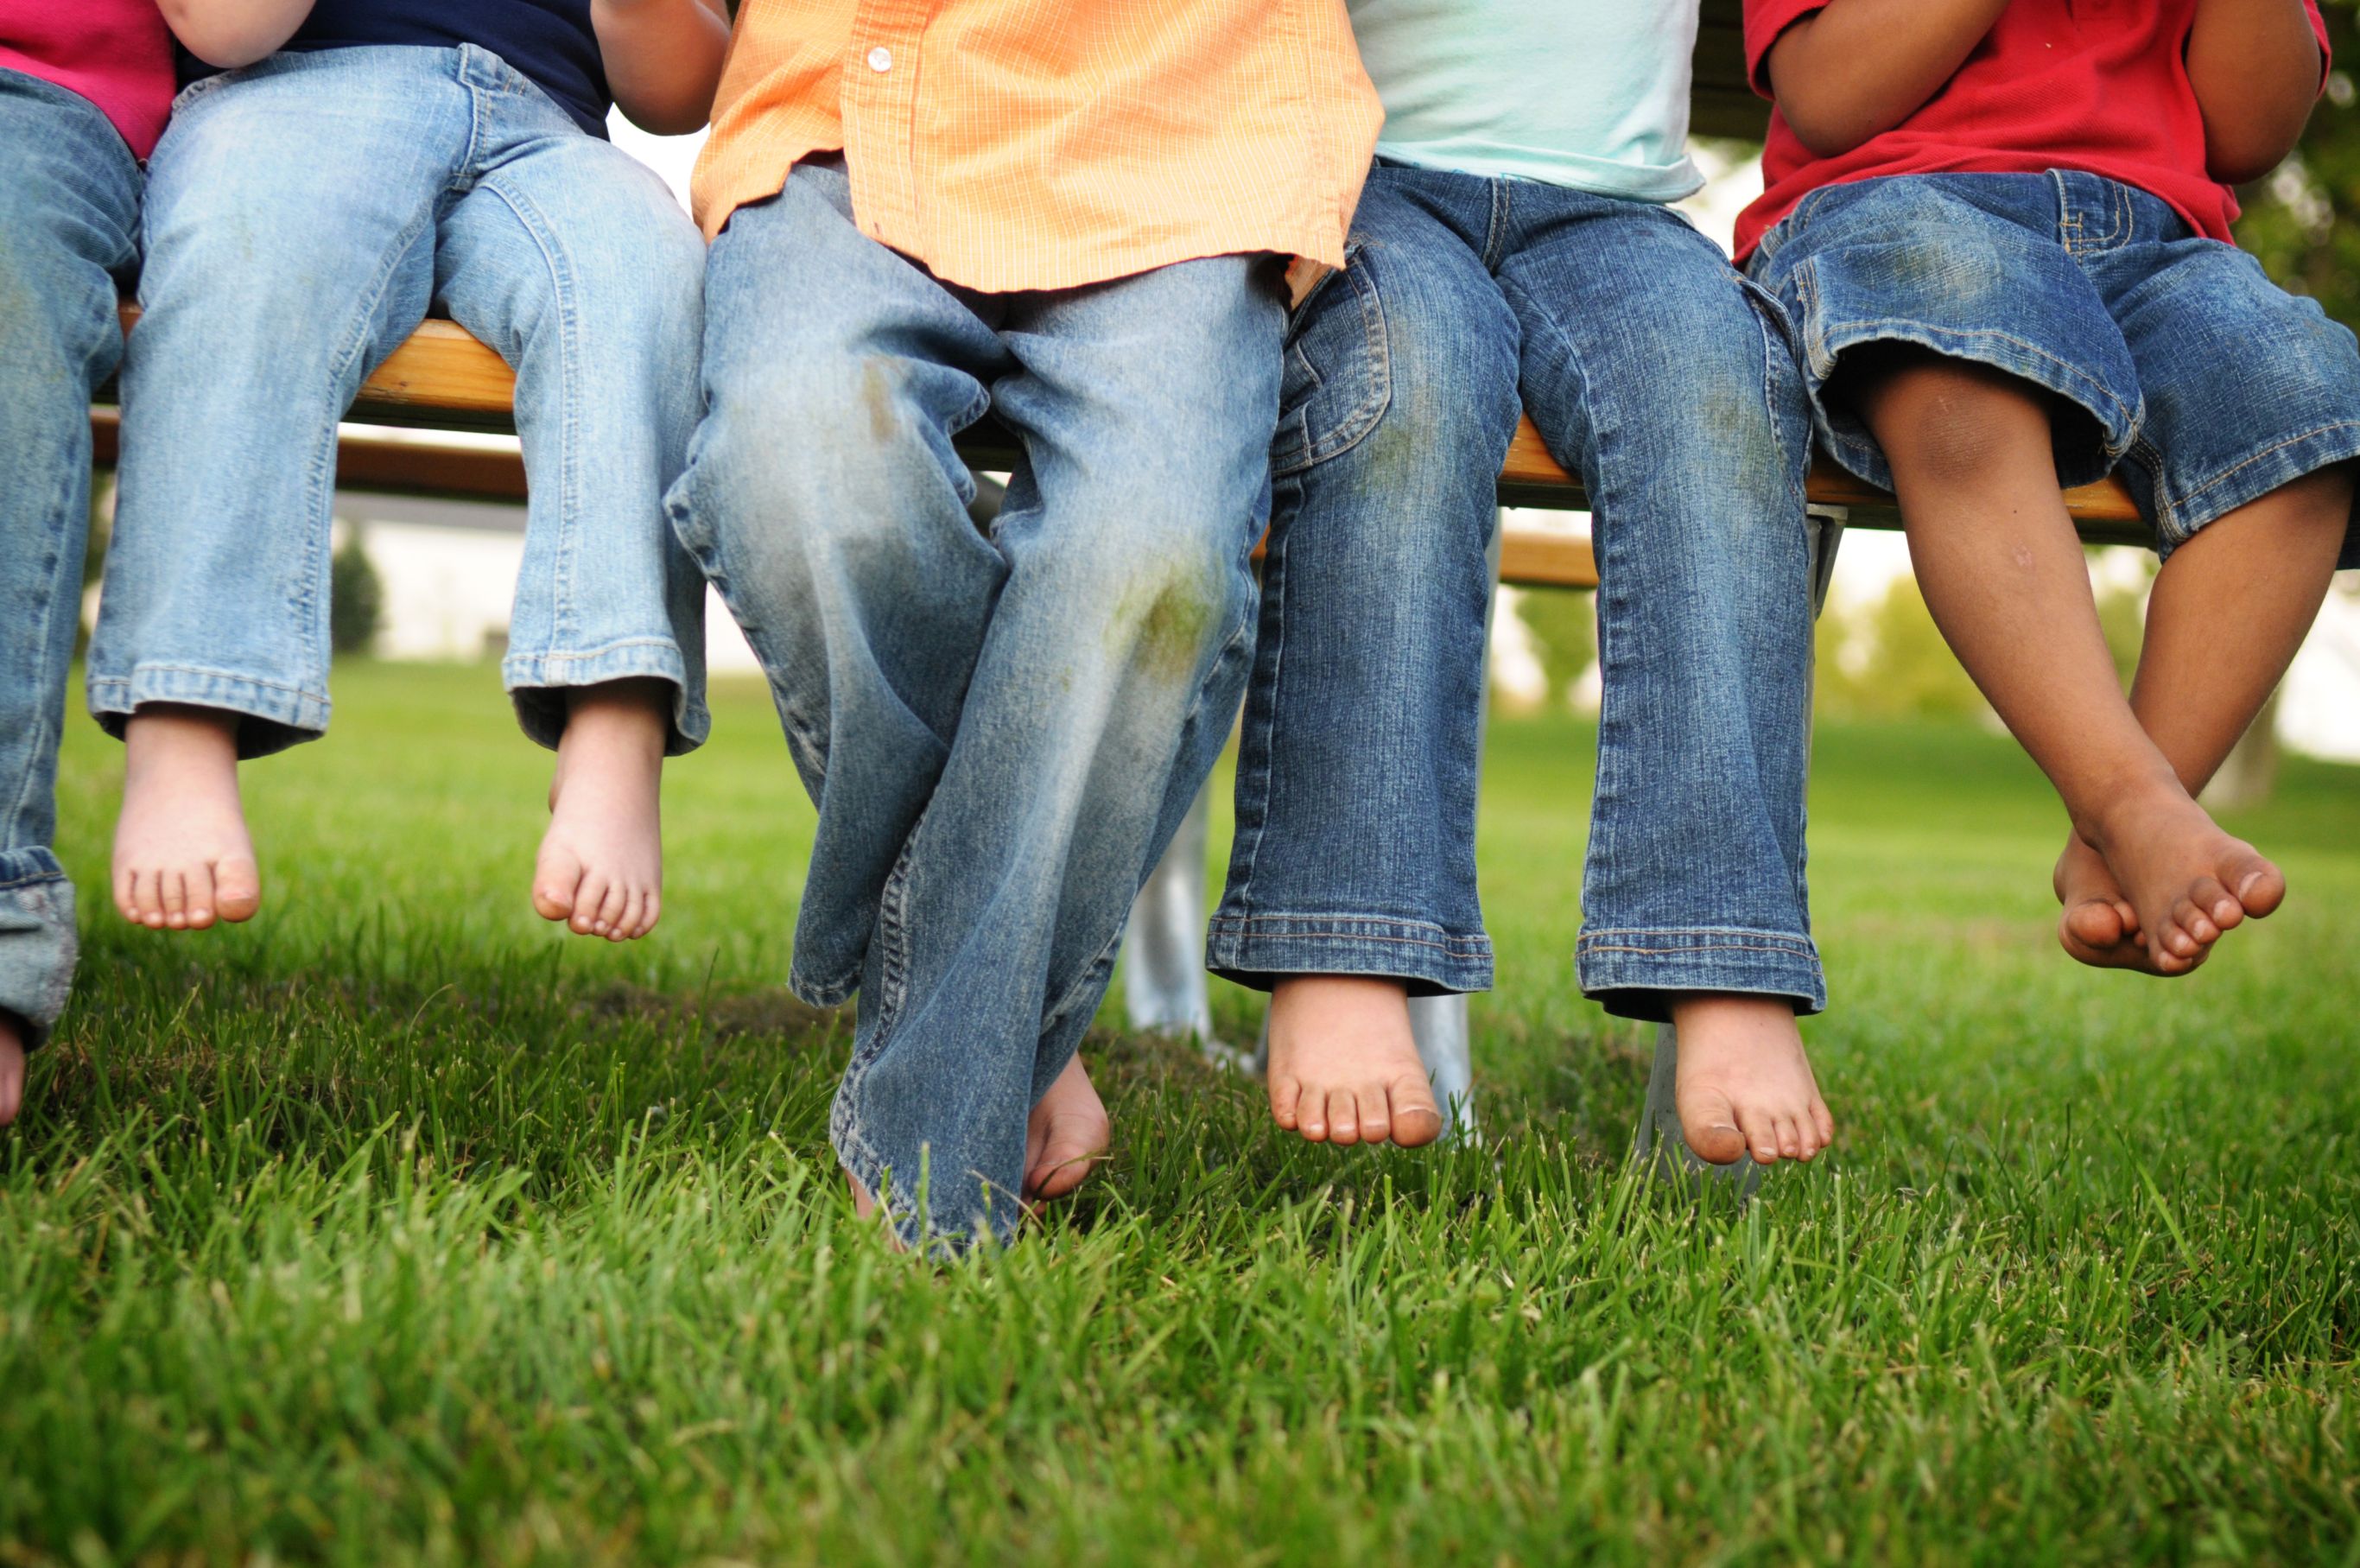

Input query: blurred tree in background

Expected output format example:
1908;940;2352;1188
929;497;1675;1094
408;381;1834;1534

330;525;384;657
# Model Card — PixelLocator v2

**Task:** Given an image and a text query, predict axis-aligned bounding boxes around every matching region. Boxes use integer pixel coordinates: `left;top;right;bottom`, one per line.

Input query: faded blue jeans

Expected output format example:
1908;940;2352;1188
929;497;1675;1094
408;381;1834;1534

91;45;707;757
0;71;143;1045
1210;162;1827;1019
669;159;1286;1247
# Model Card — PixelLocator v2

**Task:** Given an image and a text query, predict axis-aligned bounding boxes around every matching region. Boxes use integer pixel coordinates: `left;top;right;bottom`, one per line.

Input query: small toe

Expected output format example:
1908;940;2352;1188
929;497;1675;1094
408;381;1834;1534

1354;1084;1393;1148
160;872;188;930
1269;1074;1304;1133
571;872;611;934
185;863;218;930
1324;1088;1361;1147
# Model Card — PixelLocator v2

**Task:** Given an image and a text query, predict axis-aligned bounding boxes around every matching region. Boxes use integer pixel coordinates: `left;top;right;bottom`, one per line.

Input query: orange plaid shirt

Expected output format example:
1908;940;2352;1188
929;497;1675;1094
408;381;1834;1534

691;0;1385;296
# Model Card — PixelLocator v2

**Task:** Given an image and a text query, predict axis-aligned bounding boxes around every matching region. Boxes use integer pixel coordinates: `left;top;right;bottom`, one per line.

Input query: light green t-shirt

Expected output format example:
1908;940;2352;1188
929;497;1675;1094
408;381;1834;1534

1349;0;1702;203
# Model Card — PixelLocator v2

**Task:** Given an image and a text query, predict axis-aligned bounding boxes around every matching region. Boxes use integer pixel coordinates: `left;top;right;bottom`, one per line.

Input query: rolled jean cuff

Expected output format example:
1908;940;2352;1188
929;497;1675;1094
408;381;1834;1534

0;854;79;1048
86;665;329;759
1576;925;1826;1021
503;638;706;756
1206;912;1494;996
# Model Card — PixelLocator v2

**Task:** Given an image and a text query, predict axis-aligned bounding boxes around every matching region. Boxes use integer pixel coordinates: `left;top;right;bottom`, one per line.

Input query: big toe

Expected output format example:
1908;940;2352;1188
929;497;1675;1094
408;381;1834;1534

1026;1119;1107;1201
532;840;584;923
1677;1087;1750;1167
1386;1076;1445;1149
213;856;261;923
2225;848;2285;920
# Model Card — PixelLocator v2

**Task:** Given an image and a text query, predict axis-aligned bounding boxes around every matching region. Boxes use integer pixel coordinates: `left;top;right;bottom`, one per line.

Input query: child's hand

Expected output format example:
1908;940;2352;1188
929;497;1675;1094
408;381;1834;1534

156;0;320;70
2187;0;2325;184
1763;0;2012;158
592;0;733;136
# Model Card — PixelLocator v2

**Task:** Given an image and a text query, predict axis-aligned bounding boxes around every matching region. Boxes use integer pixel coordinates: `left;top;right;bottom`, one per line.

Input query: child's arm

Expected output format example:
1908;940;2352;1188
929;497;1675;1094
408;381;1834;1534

2186;0;2325;184
157;0;317;69
592;0;733;136
1762;0;2012;158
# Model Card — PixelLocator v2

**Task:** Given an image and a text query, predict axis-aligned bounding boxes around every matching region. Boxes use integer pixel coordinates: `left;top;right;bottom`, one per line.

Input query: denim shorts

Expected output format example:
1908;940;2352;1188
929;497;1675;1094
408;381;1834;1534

1749;170;2360;568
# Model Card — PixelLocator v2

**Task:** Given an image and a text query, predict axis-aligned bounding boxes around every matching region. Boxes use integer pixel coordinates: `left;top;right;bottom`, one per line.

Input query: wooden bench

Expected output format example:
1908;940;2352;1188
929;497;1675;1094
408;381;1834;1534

91;311;2151;587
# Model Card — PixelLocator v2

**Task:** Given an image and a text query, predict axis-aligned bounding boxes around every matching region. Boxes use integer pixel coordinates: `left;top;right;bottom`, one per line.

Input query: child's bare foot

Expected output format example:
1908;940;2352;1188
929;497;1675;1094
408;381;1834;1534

1670;993;1832;1166
2052;830;2152;969
1025;1053;1110;1202
0;1013;24;1127
533;681;669;942
1266;974;1444;1148
844;1168;910;1251
2082;783;2282;977
114;707;260;930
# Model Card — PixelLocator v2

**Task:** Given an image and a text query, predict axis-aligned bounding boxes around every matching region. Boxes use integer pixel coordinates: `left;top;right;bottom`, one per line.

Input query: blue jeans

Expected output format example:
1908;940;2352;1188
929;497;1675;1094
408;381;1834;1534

0;72;143;1044
669;160;1286;1247
90;45;708;757
1750;171;2360;570
1209;162;1827;1019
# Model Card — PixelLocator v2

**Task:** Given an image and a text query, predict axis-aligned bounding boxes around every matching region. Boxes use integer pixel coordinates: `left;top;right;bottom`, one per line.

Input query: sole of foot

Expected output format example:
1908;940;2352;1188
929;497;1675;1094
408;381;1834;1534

1266;974;1444;1149
1669;993;1834;1167
1025;1053;1111;1203
2084;787;2282;977
532;683;669;942
114;708;261;931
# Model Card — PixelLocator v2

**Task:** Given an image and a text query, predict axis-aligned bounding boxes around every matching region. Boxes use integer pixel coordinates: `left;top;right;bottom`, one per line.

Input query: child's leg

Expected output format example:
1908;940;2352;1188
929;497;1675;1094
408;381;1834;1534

92;51;462;926
533;681;670;940
2054;466;2350;965
433;119;707;941
1205;168;1513;1149
1500;196;1830;1166
0;69;140;1085
1849;350;2268;975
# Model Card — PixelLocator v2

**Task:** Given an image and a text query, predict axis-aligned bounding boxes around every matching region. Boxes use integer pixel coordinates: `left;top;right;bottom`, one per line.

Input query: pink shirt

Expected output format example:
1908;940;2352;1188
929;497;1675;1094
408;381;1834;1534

0;2;179;159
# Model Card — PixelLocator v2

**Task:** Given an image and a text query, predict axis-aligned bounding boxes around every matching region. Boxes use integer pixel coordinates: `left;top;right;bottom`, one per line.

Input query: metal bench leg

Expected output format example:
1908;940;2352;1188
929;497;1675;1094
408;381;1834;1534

1122;784;1217;1044
1634;508;1844;1199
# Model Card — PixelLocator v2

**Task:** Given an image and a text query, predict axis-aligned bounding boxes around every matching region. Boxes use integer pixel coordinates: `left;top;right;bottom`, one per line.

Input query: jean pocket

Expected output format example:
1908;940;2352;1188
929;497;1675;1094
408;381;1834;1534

1271;241;1392;479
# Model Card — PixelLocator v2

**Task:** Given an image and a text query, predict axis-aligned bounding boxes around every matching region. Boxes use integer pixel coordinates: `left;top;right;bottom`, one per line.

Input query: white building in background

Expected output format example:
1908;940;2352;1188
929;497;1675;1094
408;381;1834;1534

339;124;2360;759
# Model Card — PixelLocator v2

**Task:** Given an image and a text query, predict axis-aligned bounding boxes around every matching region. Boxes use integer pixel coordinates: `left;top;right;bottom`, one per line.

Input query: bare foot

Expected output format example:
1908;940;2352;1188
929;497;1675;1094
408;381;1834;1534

533;681;669;942
0;1013;24;1127
1025;1052;1111;1202
1670;993;1833;1167
844;1167;909;1251
1266;975;1444;1148
114;707;260;930
2082;784;2282;977
2052;830;2154;970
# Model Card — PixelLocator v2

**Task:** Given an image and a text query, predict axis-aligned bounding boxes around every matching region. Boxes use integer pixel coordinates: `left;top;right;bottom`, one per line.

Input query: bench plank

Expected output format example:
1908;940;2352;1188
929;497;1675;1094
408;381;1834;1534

102;304;2151;588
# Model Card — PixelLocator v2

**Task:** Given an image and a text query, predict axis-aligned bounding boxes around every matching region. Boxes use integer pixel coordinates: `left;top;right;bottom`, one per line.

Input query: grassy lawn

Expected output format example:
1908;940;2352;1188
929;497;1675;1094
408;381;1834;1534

7;660;2357;1565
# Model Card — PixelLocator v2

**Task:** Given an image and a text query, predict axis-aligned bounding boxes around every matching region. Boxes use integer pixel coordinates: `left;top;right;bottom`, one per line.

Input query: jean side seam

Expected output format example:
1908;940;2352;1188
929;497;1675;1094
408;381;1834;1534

473;173;585;653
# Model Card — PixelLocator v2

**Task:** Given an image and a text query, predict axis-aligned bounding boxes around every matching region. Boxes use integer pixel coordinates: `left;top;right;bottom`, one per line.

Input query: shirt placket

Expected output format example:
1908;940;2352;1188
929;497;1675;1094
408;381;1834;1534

841;0;931;262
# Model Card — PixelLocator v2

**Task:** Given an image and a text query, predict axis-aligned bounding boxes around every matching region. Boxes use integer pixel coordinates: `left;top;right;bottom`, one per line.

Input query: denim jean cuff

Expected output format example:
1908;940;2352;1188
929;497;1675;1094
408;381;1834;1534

1575;925;1826;1021
503;639;706;756
828;1095;1013;1255
0;853;79;1048
86;665;330;759
2141;421;2360;572
1206;913;1494;996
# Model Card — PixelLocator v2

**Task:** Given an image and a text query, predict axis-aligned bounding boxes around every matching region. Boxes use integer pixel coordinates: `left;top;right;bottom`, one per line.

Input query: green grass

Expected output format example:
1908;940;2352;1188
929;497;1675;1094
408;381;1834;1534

8;661;2358;1565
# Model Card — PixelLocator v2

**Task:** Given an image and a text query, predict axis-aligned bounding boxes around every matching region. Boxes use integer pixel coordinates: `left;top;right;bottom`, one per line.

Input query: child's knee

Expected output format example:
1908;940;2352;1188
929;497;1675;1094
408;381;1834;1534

1848;349;2055;487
